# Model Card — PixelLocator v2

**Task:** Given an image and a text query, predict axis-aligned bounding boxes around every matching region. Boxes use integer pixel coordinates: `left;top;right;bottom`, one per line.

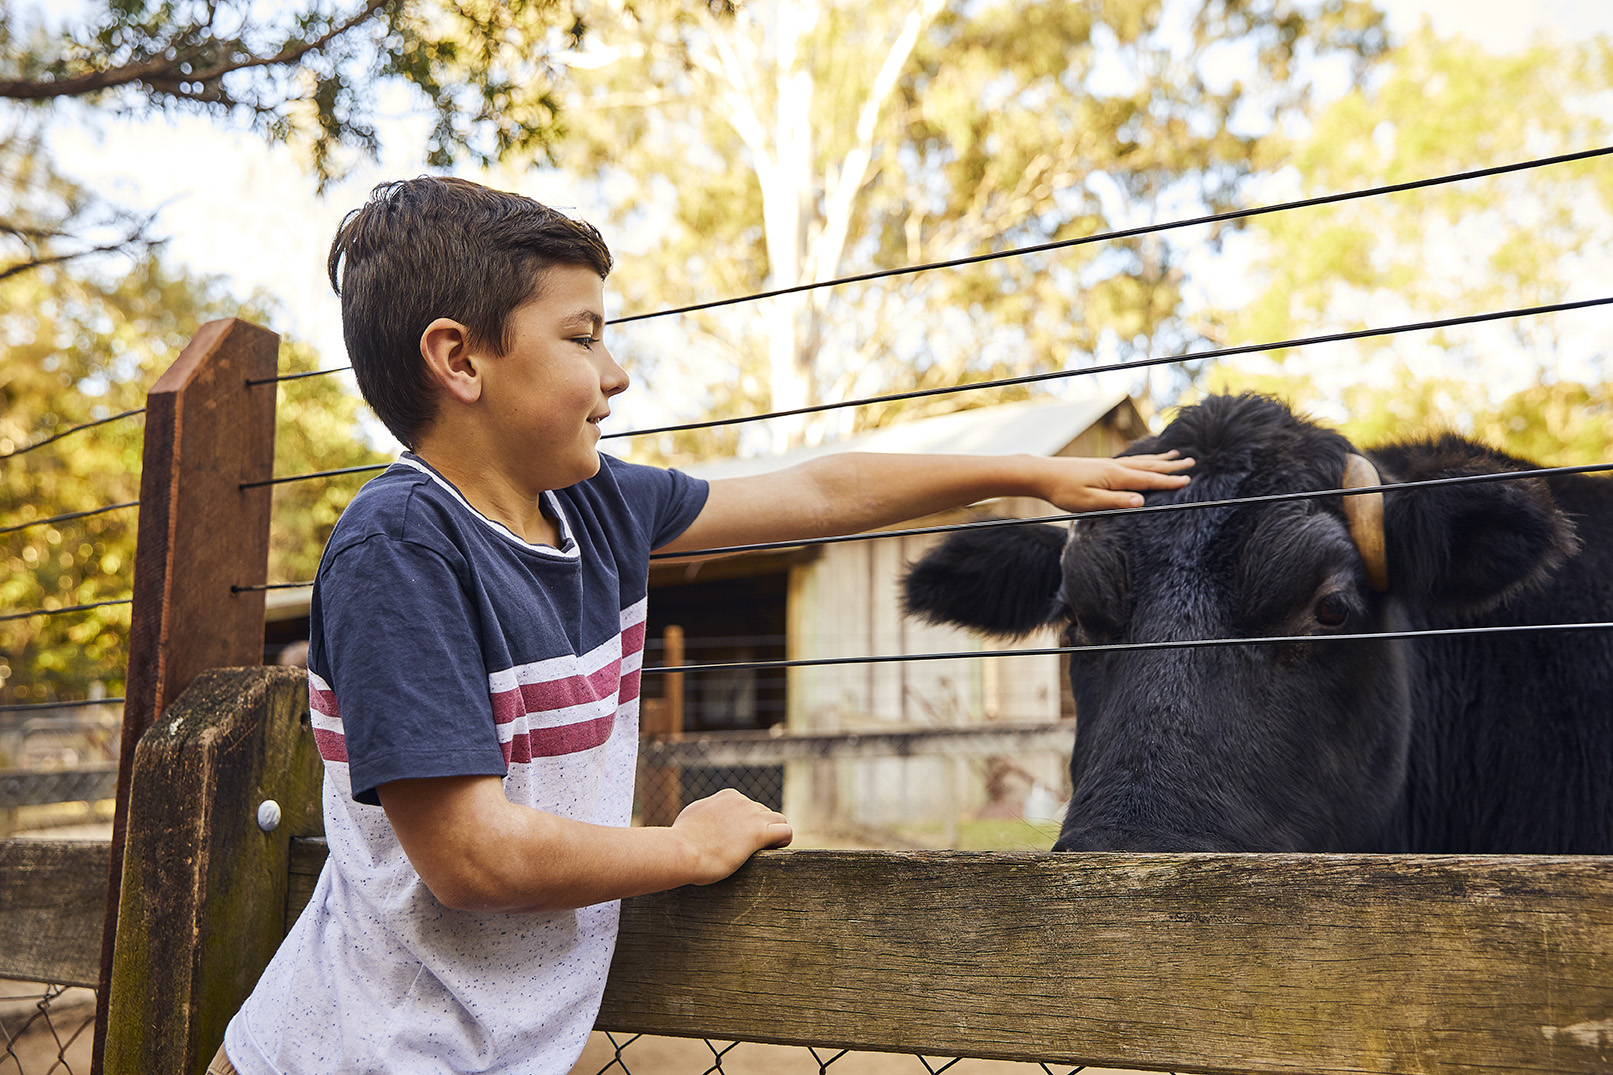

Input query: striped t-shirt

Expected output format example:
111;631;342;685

226;452;707;1075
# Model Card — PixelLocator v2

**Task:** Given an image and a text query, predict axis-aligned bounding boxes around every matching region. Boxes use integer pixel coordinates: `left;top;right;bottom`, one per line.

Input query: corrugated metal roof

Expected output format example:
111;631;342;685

681;390;1133;481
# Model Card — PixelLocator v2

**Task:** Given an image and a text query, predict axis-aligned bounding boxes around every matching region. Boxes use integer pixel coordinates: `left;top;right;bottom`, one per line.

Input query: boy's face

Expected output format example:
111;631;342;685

478;263;628;492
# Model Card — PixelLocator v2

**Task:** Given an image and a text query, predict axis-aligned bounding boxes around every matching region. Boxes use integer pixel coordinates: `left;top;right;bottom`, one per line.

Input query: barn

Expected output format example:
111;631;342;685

646;389;1150;840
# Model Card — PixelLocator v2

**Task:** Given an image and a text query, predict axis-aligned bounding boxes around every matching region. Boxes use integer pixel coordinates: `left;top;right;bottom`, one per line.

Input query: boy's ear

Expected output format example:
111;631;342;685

420;317;482;404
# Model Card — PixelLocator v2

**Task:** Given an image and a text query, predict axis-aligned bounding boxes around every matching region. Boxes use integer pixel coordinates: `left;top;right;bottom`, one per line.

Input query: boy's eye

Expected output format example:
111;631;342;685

573;336;597;350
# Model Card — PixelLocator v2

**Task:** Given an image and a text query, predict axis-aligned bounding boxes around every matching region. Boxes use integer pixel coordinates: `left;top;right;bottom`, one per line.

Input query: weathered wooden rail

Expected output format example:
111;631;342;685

5;664;1613;1075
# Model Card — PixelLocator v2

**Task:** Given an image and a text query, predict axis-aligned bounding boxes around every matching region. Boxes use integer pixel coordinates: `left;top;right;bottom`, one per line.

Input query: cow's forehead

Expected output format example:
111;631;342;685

1085;478;1336;574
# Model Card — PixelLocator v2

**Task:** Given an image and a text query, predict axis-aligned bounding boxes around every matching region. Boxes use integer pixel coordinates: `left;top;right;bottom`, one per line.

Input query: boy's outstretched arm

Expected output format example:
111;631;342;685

379;776;791;914
658;450;1192;556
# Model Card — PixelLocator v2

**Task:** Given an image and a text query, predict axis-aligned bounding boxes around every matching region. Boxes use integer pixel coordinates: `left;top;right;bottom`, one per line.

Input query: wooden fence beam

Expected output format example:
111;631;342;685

103;666;321;1075
93;317;280;1074
285;843;1613;1074
595;850;1613;1073
0;838;110;987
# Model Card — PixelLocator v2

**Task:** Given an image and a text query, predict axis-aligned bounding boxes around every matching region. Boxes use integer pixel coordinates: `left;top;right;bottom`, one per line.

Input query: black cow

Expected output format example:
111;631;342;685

902;393;1613;853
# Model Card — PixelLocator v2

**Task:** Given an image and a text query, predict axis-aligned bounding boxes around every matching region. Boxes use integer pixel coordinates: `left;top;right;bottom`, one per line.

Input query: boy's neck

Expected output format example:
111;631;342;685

411;446;562;548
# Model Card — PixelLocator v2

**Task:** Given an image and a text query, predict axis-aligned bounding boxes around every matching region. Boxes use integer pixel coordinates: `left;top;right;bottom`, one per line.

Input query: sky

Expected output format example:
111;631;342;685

27;0;1613;444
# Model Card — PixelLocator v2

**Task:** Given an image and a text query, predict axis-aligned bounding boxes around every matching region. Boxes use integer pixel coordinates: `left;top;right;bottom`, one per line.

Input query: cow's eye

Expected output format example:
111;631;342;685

1314;592;1352;628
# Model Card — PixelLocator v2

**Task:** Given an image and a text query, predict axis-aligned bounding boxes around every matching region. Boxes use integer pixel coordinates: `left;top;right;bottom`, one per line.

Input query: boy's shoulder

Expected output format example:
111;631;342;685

332;454;434;522
321;457;464;561
320;452;707;568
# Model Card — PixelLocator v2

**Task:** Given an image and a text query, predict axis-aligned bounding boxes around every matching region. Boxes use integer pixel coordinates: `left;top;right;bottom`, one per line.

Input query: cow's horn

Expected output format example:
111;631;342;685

1342;454;1388;592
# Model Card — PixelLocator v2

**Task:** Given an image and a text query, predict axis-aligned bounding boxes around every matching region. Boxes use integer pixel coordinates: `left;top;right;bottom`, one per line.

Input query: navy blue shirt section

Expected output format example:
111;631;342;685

307;453;708;804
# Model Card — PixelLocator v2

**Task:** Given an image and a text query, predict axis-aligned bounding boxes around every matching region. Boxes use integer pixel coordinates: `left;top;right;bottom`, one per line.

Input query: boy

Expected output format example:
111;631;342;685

219;175;1190;1075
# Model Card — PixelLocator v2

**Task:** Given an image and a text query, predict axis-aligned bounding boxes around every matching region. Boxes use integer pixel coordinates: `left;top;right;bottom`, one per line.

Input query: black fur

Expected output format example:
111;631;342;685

902;520;1067;637
900;393;1613;853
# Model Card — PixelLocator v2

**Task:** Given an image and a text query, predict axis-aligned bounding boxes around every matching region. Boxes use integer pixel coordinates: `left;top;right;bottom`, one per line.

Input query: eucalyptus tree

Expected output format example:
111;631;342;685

544;0;1388;452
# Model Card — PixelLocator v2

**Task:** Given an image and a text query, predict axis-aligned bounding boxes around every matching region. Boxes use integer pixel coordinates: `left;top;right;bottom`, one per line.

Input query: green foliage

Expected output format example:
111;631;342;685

1200;364;1613;466
0;0;581;188
0;246;382;706
541;0;1388;456
1223;26;1613;383
1;254;203;704
1198;27;1613;474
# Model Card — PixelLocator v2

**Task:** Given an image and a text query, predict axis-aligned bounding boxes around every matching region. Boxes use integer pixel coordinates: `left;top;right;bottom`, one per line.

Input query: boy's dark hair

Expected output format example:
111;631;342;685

328;176;614;449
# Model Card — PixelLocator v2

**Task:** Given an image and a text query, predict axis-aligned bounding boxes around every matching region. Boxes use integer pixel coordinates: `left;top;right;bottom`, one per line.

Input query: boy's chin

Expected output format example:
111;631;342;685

560;452;602;488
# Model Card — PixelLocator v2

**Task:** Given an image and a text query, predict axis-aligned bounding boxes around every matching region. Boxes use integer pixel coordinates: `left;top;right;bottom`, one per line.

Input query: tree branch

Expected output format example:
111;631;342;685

0;0;396;102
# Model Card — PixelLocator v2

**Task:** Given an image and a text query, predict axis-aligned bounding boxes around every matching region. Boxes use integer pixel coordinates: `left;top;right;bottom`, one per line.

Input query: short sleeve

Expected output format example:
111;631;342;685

598;455;709;549
311;535;509;805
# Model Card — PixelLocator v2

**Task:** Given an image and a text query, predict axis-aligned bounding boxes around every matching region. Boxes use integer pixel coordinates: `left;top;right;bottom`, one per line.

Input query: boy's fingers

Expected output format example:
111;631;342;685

1126;454;1195;471
1085;489;1147;510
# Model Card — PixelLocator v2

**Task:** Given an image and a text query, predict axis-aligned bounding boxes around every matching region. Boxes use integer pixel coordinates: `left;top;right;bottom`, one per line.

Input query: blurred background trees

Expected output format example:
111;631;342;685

1199;24;1613;458
2;0;1610;705
547;0;1388;454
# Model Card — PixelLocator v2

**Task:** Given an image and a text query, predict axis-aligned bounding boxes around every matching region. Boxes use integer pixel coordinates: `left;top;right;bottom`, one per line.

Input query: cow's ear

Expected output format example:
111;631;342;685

1374;437;1579;616
902;520;1069;637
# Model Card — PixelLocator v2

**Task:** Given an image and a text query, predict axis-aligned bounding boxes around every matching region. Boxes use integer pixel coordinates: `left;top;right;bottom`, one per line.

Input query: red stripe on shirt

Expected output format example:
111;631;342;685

489;659;622;723
618;668;641;705
313;727;349;763
502;712;618;763
309;683;340;718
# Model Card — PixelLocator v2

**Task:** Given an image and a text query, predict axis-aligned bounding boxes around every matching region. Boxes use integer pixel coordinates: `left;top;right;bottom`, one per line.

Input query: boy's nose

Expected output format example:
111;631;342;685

599;351;630;396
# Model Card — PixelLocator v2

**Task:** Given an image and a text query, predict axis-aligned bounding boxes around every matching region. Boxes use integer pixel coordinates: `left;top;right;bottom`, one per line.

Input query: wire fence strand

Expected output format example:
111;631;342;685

0;407;146;462
638;620;1613;677
233;459;1613;592
235;294;1613;491
604;294;1613;440
0;501;139;538
239;144;1613;387
644;459;1613;560
0;697;124;715
0;598;132;625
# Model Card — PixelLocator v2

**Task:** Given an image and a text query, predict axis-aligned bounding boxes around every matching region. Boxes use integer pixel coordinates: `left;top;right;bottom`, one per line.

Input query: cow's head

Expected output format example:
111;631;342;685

902;393;1577;851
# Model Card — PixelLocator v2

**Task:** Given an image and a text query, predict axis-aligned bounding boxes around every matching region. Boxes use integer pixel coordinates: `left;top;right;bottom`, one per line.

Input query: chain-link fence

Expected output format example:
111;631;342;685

0;700;121;839
0;982;94;1075
573;1031;1175;1075
636;721;1073;850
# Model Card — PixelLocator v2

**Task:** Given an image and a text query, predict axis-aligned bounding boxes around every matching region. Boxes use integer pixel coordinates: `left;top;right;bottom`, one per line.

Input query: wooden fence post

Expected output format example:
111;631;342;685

91;318;280;1074
639;625;684;826
102;666;322;1075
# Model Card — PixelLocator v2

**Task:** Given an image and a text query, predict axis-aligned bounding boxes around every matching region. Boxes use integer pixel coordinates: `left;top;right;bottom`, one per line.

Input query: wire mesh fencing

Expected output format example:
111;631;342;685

0;982;94;1075
573;1031;1171;1075
635;720;1074;851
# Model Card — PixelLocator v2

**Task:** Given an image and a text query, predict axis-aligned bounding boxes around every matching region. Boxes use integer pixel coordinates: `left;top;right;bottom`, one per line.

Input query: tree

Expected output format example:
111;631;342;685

1214;26;1613;418
0;0;582;278
0;231;384;709
1200;362;1613;470
3;0;589;703
540;0;1388;454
